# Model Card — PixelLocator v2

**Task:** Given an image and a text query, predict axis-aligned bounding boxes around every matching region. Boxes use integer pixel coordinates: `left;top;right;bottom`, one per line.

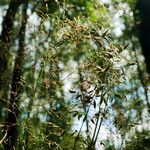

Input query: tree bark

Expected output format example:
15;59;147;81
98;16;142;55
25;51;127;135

134;0;150;113
3;1;28;149
0;0;22;120
135;0;150;75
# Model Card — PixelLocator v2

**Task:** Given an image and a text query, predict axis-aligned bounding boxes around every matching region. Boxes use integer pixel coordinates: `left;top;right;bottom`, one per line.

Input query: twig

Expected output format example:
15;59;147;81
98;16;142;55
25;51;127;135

0;131;7;145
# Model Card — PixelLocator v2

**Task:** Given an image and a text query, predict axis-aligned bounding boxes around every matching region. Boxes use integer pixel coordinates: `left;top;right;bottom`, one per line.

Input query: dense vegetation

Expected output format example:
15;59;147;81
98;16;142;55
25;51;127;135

0;0;149;149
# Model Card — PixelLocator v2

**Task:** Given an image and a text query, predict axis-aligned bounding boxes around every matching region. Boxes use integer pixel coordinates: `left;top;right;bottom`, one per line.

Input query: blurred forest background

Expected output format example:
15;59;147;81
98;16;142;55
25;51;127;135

0;0;150;149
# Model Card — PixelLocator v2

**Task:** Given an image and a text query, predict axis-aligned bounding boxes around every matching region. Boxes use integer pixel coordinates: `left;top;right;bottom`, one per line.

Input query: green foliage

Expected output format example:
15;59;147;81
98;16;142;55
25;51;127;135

124;130;150;150
0;0;10;5
0;0;150;150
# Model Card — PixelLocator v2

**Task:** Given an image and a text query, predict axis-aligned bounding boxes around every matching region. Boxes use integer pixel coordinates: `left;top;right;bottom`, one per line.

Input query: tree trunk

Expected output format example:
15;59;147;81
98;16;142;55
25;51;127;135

0;0;22;121
3;1;28;149
135;0;150;111
135;0;150;75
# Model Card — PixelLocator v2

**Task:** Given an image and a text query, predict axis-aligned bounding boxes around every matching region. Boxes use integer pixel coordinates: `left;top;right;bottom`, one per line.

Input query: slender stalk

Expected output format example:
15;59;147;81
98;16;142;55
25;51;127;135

93;104;107;146
73;105;91;150
88;85;112;150
88;88;104;150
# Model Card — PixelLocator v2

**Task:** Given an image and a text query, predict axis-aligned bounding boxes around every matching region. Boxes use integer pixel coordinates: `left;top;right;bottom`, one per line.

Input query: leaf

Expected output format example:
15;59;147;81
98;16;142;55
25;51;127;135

82;96;91;104
113;119;117;125
127;61;136;66
76;93;82;99
99;98;103;105
100;141;105;146
69;90;77;93
131;122;140;125
91;118;95;124
94;112;100;119
73;112;78;117
78;113;82;120
93;100;96;108
101;66;109;73
123;43;129;50
95;66;102;71
70;132;76;136
106;51;113;58
102;29;109;37
115;93;123;99
88;90;94;94
83;139;88;144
